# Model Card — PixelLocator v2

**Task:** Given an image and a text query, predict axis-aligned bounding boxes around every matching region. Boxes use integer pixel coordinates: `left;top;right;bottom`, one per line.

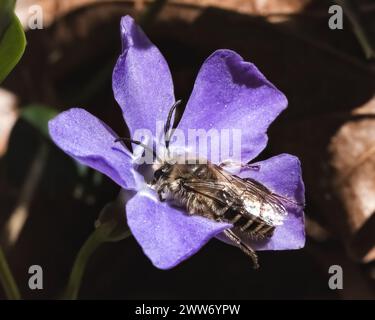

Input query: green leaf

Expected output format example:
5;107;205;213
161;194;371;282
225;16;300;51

0;0;16;13
20;105;59;138
0;13;26;83
0;0;16;38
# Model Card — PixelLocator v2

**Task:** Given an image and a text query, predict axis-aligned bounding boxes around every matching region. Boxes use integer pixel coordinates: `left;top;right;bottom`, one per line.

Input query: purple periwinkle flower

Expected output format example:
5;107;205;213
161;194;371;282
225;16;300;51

48;16;305;270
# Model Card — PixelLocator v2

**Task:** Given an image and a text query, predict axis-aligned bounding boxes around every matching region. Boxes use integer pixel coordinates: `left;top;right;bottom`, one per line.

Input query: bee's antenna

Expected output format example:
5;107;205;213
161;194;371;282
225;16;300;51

114;137;163;164
164;100;182;150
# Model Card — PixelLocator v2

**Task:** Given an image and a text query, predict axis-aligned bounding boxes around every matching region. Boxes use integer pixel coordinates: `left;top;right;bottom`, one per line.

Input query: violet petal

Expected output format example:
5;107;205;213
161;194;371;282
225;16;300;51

112;16;175;140
48;108;138;190
175;49;287;164
126;191;231;269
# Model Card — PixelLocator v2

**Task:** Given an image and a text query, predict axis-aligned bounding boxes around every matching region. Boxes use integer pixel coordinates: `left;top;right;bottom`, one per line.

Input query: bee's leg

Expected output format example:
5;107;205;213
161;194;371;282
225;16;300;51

242;164;260;171
157;190;166;202
157;183;169;202
219;160;239;168
219;160;260;171
223;228;259;269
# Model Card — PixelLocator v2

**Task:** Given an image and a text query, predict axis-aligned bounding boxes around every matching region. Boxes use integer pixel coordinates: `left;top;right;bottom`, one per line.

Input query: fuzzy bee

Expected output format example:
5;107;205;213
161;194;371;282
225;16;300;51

152;161;290;269
117;101;296;269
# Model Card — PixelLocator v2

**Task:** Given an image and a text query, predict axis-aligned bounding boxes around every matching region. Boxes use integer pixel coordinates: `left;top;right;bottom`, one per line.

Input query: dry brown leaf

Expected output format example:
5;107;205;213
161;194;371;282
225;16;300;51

329;97;375;262
15;0;311;29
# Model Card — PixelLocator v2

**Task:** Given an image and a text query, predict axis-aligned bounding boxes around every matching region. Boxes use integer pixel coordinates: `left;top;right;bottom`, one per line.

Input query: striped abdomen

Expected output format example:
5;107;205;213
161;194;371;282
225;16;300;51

223;208;275;239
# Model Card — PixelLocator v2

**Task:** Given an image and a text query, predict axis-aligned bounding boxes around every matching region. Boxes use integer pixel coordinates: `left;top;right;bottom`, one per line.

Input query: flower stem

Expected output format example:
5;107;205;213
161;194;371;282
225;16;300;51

0;246;21;300
62;221;131;300
335;0;375;60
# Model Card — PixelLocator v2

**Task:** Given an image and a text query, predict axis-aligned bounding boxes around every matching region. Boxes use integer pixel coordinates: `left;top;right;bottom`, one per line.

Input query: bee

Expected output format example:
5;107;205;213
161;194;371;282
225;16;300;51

152;161;290;269
116;101;296;269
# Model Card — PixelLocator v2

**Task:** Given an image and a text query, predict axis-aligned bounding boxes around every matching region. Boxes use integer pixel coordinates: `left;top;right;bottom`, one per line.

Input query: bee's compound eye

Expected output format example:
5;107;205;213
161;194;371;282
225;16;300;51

154;169;163;180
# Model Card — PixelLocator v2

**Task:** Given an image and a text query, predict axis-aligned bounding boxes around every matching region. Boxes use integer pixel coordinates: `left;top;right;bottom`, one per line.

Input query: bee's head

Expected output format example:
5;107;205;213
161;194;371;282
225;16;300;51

152;163;172;185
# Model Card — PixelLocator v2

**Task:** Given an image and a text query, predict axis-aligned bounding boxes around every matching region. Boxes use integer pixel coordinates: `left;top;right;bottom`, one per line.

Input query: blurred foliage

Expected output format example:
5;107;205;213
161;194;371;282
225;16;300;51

20;105;59;138
0;1;25;300
0;0;15;37
335;0;375;59
0;0;26;83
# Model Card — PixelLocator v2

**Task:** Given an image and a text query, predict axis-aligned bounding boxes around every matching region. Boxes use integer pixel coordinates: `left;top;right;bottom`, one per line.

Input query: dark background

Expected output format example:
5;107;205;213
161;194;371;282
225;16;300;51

0;0;374;299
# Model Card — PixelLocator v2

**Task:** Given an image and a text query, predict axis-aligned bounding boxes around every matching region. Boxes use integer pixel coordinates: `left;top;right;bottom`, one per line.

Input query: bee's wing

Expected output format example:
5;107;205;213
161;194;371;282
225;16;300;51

182;180;241;208
211;165;289;226
183;164;290;226
236;177;288;226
